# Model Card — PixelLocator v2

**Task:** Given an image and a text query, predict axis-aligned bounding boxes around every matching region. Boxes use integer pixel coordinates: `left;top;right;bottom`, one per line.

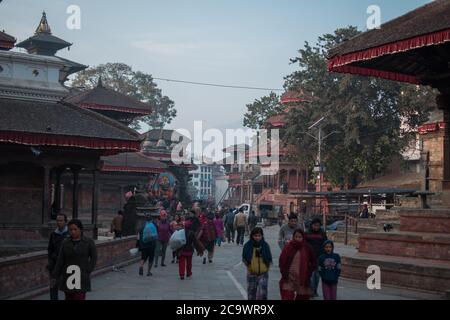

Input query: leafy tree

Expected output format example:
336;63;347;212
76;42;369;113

71;63;176;131
271;27;436;187
243;92;284;129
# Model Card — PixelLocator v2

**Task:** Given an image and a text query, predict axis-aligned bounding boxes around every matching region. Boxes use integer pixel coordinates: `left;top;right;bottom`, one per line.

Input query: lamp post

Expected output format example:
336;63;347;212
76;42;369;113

303;117;339;231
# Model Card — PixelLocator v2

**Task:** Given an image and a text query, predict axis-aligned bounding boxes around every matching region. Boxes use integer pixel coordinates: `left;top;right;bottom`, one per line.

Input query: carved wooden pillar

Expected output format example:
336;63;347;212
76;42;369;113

71;167;81;219
91;170;99;239
42;165;51;224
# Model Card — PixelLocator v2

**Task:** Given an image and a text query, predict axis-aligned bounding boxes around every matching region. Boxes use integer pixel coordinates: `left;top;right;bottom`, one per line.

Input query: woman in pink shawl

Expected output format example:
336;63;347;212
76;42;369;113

213;213;224;247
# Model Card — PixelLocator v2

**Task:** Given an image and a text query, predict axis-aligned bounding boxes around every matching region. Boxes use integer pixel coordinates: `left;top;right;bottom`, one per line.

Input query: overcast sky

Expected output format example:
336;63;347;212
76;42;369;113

1;0;430;138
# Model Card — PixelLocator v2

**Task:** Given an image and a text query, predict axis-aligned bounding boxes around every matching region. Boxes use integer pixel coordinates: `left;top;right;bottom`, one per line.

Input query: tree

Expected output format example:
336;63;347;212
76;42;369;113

282;27;437;187
71;63;176;131
243;92;284;129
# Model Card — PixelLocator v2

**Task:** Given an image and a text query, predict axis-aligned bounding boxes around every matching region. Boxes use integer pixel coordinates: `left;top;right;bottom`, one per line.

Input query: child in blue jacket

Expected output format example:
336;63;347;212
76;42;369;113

318;240;341;300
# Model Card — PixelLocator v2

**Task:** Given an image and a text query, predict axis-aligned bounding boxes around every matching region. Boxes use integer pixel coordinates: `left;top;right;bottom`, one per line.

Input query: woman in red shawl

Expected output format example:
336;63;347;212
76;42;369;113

279;228;316;300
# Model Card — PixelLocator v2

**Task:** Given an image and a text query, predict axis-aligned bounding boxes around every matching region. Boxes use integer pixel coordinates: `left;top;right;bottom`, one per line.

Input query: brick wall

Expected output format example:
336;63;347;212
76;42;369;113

0;164;42;224
0;236;137;300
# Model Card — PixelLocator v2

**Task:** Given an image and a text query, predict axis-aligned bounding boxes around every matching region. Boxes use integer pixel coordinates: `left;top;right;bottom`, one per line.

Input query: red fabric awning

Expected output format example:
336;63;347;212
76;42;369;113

0;131;141;152
418;122;446;134
101;165;166;174
328;28;450;84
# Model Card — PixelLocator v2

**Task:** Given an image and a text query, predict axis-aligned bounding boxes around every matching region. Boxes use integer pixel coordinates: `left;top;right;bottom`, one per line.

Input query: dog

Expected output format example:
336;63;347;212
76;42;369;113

383;223;394;232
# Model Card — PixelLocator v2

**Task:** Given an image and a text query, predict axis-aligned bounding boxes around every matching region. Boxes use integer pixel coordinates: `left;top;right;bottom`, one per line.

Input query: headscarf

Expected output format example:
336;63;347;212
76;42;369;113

279;229;316;284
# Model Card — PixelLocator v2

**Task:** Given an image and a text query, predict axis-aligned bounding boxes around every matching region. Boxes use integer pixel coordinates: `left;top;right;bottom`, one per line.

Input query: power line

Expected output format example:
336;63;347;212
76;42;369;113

153;77;284;92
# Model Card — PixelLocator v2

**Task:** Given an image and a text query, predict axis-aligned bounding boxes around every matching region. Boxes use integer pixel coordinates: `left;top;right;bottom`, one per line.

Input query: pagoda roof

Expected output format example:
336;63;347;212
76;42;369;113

142;129;187;143
0;98;141;154
280;89;312;104
0;30;16;50
16;12;72;56
65;80;152;115
328;0;450;85
102;152;167;173
265;114;287;127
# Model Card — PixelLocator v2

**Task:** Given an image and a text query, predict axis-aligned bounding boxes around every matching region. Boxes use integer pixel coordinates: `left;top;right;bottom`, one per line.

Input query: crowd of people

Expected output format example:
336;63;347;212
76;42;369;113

46;200;341;301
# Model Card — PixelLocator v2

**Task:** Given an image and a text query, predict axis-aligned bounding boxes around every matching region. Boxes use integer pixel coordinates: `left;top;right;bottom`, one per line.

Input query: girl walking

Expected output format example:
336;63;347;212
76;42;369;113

242;227;272;300
279;228;316;300
178;217;204;280
318;240;341;300
213;213;224;247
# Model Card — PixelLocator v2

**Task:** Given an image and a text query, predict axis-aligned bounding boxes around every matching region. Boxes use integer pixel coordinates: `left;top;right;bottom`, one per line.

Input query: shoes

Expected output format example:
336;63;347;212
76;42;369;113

187;274;192;279
209;260;213;263
139;267;143;276
154;264;158;268
161;264;167;267
171;260;175;264
147;270;153;276
203;257;206;264
180;276;185;280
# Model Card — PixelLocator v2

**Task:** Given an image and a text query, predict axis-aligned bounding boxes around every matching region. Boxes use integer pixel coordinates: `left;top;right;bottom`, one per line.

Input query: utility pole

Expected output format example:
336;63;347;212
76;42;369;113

304;117;339;231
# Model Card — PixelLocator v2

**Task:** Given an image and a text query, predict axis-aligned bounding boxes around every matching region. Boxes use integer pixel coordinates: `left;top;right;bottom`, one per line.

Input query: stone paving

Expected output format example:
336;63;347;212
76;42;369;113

35;225;442;300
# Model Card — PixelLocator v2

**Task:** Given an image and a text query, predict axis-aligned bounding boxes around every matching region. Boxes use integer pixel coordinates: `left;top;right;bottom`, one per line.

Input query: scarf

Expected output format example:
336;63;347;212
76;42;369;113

54;226;68;235
242;239;272;266
279;238;314;287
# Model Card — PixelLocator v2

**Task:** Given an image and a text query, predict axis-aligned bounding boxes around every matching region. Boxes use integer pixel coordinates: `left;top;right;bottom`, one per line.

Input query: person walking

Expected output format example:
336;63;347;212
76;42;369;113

305;218;328;297
248;211;258;233
234;208;248;246
242;227;272;300
137;213;158;276
213;213;224;247
223;208;236;243
110;210;124;239
47;213;69;300
318;240;341;300
278;214;302;249
178;216;204;280
155;210;171;268
170;214;184;263
51;219;97;300
199;212;217;264
279;229;316;300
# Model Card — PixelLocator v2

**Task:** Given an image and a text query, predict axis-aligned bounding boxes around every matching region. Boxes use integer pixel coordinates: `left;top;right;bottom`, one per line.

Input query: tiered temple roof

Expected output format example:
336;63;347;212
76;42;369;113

16;12;72;56
65;79;152;125
0;98;141;154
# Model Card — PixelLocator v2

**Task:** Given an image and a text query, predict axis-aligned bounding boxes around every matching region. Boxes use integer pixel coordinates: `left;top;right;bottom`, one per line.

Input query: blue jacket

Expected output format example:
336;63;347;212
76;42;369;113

318;241;341;284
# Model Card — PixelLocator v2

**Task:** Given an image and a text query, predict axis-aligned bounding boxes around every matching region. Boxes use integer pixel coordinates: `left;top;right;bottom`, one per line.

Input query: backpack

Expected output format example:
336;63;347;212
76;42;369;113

142;222;157;243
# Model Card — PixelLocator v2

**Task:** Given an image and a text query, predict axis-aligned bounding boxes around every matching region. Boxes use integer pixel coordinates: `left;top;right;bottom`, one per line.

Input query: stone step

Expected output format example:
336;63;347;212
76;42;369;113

340;251;450;295
398;209;450;233
336;224;377;234
375;209;400;221
359;231;450;261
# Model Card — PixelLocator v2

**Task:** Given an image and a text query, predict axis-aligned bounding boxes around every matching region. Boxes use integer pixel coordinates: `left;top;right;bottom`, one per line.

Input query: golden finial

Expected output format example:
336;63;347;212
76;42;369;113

35;11;52;34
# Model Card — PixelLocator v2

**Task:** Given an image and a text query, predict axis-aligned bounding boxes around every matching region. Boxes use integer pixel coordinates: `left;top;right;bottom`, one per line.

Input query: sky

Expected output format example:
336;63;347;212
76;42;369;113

0;0;431;138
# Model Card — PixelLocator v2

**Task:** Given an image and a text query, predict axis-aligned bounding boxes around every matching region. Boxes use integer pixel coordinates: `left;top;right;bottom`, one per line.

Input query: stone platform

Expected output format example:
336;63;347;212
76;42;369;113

341;208;450;295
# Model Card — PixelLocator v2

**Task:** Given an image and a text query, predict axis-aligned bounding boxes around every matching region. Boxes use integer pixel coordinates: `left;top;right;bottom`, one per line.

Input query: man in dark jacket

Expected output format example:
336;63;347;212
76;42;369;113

223;209;236;243
304;217;328;297
47;213;69;300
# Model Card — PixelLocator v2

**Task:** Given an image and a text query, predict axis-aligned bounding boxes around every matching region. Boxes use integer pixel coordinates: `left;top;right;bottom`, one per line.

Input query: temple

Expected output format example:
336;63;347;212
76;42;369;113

0;13;143;247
